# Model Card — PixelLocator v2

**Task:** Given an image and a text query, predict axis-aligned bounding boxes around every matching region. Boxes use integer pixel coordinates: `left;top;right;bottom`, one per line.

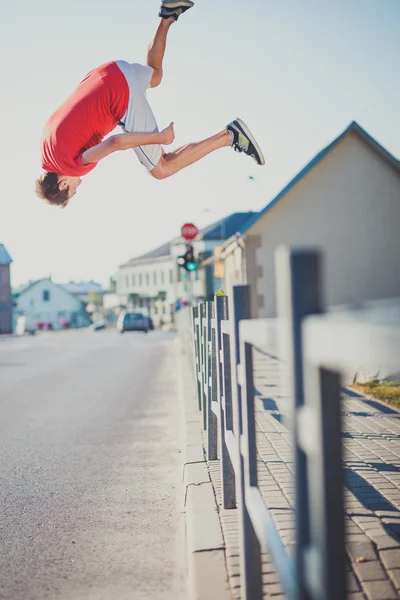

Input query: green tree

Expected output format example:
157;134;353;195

87;291;103;307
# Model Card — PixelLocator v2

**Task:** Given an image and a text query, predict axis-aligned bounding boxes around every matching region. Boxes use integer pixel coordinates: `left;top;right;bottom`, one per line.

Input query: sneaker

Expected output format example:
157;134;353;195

227;118;265;166
159;0;194;20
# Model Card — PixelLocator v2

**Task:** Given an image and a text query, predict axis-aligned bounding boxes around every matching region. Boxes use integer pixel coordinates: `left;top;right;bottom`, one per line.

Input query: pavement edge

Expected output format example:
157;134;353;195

177;336;232;600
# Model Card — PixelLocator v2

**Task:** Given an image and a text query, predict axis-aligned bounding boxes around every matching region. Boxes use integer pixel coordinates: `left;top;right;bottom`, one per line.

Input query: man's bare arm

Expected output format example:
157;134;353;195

81;123;175;165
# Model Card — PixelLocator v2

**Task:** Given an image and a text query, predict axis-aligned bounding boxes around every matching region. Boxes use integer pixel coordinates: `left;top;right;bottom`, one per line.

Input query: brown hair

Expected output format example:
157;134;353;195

35;172;69;208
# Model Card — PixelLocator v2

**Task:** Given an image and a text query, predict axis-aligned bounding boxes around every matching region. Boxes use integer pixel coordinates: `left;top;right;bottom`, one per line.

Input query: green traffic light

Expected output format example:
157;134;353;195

187;262;197;271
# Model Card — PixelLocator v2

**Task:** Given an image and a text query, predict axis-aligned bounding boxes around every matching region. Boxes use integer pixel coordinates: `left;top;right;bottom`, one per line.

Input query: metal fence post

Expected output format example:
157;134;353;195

201;302;212;431
231;284;261;600
192;306;202;410
215;295;236;507
304;365;345;600
199;303;206;419
275;246;345;600
240;330;263;599
206;301;218;459
275;247;320;599
221;322;237;509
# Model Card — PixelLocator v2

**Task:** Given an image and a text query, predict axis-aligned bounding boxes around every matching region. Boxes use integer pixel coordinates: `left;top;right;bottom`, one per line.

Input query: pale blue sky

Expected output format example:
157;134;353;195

1;0;399;287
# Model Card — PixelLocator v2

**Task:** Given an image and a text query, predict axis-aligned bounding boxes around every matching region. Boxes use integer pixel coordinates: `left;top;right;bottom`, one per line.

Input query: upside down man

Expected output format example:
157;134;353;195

36;1;265;208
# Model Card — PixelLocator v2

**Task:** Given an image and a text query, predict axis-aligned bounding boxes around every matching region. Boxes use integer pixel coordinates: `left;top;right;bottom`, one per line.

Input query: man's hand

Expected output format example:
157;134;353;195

159;122;175;145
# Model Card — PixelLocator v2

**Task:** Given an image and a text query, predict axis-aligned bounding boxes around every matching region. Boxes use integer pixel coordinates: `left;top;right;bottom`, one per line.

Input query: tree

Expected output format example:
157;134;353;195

87;291;103;307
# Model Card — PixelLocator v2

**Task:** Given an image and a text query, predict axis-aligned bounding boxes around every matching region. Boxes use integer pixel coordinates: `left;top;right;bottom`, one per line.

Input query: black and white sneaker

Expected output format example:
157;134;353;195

227;118;265;166
159;0;194;20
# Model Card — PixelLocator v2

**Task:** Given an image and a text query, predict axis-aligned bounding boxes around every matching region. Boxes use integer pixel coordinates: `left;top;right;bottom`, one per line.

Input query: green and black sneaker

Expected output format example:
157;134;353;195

227;118;265;166
159;0;194;20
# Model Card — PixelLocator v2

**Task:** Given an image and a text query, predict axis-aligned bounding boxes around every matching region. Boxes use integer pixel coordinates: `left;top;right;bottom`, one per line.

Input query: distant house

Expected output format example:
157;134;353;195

14;278;90;330
115;212;259;324
60;280;103;301
0;244;13;334
218;122;400;317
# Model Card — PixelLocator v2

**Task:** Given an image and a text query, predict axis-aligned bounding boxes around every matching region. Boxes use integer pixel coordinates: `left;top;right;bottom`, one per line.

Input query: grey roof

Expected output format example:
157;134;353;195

0;244;12;265
132;241;172;262
119;212;259;268
61;281;103;295
14;278;82;303
120;241;172;268
237;121;400;236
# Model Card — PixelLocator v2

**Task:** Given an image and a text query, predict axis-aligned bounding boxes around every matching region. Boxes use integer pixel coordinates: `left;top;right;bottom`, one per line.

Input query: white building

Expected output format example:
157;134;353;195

115;242;175;325
14;278;90;330
115;213;258;325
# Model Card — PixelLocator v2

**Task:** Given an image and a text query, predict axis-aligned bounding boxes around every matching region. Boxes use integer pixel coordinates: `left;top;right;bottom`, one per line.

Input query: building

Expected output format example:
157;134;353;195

0;244;13;334
217;122;400;317
115;213;258;325
60;280;103;301
14;278;90;330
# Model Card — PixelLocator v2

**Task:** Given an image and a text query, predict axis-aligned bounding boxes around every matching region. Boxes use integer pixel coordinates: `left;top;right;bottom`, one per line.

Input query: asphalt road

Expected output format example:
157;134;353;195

0;329;187;600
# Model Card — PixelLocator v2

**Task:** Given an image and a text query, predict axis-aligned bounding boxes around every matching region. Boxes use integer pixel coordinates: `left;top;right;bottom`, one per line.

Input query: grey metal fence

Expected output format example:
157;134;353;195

187;246;400;600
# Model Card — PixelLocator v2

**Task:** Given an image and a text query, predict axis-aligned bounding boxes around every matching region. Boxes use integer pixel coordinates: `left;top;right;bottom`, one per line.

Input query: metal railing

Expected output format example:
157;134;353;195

187;246;400;600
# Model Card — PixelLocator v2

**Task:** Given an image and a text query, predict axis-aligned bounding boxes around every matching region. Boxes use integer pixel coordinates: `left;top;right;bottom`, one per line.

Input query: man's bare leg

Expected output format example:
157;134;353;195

146;18;174;88
151;130;232;179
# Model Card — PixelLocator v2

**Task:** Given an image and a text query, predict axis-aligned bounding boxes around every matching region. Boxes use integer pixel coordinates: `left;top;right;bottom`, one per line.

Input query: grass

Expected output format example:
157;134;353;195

353;381;400;409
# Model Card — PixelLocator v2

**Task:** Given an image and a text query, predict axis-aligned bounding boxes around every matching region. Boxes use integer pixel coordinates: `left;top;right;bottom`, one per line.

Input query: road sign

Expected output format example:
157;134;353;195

181;223;199;241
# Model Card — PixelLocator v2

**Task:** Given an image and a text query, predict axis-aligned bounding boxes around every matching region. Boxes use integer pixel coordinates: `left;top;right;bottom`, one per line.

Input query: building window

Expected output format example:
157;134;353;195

131;274;135;286
161;271;164;284
139;274;143;286
153;272;157;285
169;269;173;283
125;275;129;287
43;290;50;302
146;273;150;286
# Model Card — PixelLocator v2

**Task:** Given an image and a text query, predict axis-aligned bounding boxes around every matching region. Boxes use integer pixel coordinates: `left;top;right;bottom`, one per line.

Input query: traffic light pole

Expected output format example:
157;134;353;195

188;272;194;307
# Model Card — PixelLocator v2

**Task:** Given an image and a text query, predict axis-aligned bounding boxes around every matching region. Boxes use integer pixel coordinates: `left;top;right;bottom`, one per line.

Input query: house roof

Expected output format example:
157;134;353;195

0;244;12;265
119;212;259;268
13;278;50;297
132;241;172;263
237;121;400;235
14;278;82;304
61;281;103;295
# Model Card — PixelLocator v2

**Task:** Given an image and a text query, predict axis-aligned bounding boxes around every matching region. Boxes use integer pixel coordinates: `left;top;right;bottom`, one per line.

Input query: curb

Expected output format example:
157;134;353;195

178;338;232;600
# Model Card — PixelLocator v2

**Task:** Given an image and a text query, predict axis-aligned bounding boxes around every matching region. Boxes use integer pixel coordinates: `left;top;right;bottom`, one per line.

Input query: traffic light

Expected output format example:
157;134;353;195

177;244;197;272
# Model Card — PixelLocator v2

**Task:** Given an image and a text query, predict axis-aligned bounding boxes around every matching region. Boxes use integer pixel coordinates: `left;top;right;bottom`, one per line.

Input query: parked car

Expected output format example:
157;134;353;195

117;311;150;333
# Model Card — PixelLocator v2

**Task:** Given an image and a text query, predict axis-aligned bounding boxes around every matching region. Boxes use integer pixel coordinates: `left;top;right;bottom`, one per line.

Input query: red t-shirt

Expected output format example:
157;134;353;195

41;61;129;177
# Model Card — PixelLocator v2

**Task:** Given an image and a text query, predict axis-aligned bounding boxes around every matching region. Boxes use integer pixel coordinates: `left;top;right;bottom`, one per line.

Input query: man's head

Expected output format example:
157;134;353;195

35;172;82;208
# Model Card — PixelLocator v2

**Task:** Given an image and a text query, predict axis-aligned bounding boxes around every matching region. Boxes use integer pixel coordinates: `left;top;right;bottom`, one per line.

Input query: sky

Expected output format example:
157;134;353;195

1;0;399;288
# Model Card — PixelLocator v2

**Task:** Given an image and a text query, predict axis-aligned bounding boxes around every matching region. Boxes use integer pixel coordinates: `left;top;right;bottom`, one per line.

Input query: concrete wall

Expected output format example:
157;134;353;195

246;132;400;317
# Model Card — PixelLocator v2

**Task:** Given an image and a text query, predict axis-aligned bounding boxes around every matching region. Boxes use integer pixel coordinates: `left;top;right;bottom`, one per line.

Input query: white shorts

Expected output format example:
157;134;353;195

116;60;162;172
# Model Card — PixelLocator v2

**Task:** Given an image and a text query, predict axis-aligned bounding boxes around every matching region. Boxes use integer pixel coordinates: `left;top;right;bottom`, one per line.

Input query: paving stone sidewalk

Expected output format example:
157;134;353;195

207;348;400;600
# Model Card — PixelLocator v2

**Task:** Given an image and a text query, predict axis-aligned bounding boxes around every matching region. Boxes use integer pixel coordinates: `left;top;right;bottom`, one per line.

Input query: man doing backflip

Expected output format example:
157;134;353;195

36;0;265;208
